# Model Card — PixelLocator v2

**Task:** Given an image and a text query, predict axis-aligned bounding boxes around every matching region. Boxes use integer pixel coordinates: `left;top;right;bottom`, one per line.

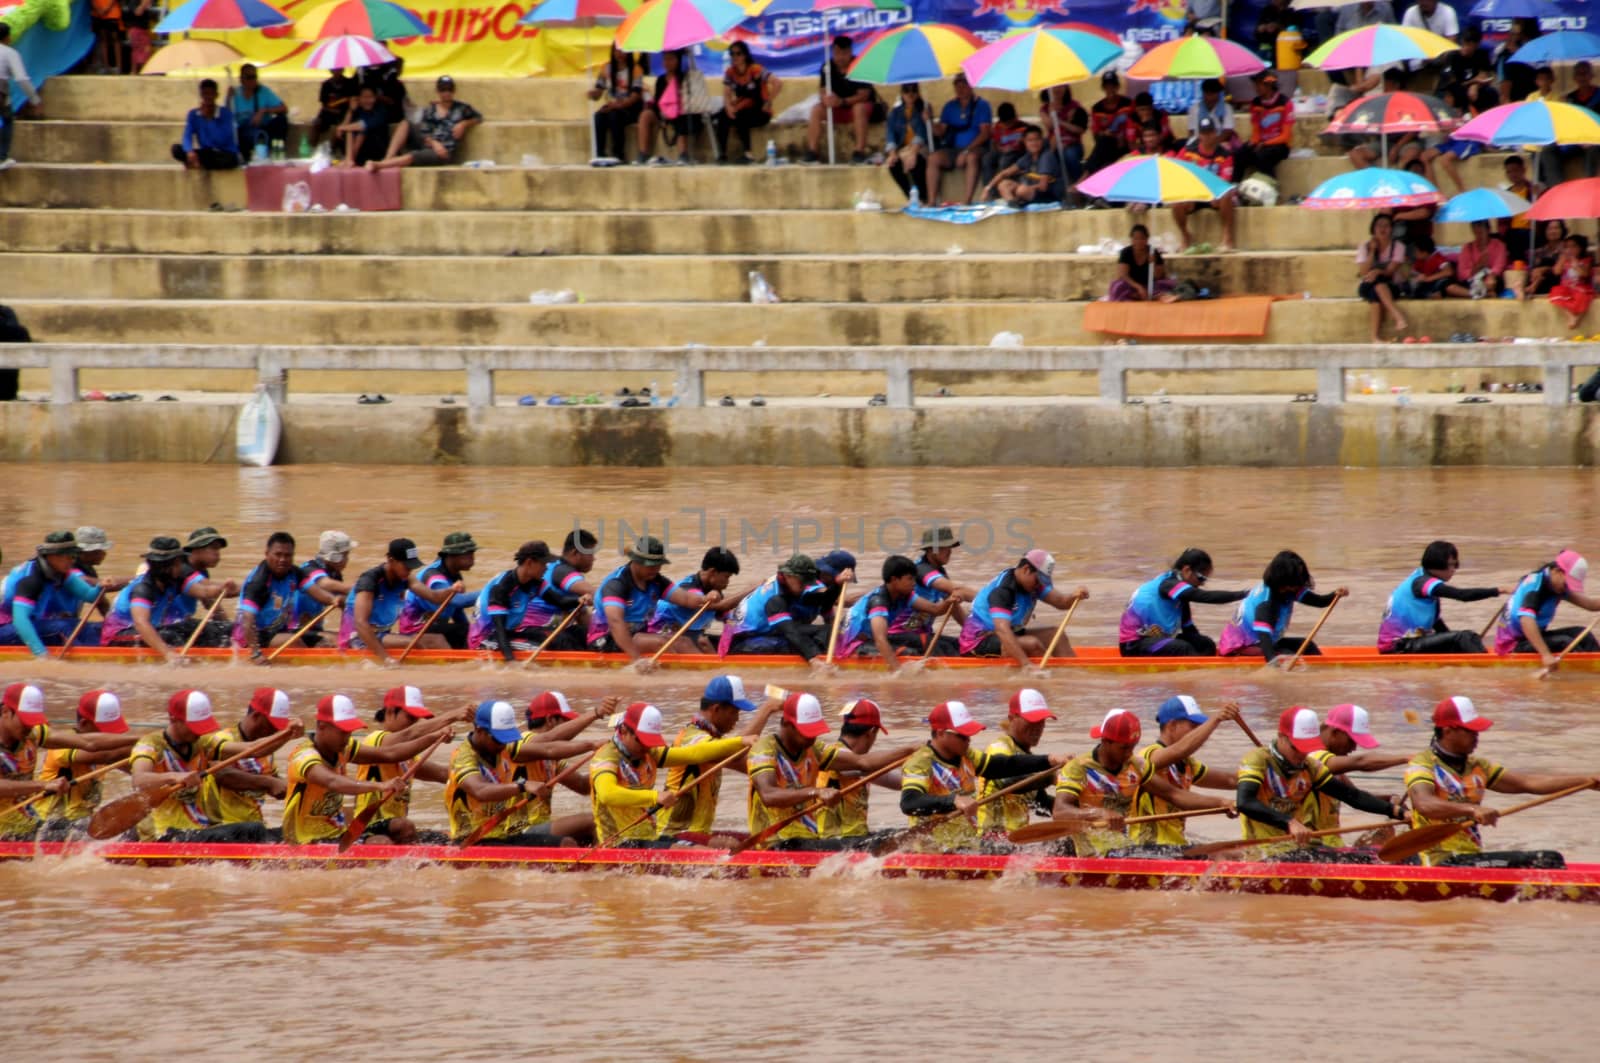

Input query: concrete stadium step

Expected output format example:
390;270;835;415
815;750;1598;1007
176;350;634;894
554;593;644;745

7;296;1582;350
0;250;1361;303
0;205;1390;255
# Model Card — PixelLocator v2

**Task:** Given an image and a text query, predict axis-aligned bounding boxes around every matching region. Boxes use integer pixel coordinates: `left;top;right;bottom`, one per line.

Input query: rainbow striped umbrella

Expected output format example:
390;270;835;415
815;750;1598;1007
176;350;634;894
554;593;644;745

521;0;638;24
1302;167;1440;210
1306;25;1458;71
1074;154;1234;205
1127;35;1266;80
1453;100;1600;146
847;24;982;84
155;0;290;33
305;33;396;69
293;0;428;41
960;27;1122;91
616;0;746;51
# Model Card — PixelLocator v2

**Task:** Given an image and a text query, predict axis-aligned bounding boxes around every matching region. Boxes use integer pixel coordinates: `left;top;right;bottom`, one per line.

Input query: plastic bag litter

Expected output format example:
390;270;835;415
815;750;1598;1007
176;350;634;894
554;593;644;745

529;289;579;305
854;190;883;212
307;142;333;175
1290;147;1317;159
775;93;818;125
463;159;496;169
281;181;312;214
748;271;780;303
333;203;359;213
946;244;964;256
990;331;1023;349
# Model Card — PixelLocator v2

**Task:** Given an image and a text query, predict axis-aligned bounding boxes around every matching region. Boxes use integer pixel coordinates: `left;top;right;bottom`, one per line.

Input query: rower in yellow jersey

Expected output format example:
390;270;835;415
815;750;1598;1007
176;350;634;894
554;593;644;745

748;692;912;851
591;701;752;848
199;687;307;836
2;683;138;840
1128;696;1240;851
34;690;139;838
501;691;613;844
130;690;271;843
353;686;465;844
816;699;902;847
282;694;446;845
975;689;1059;834
900;700;1063;851
1052;709;1147;855
658;676;776;840
445;699;597;845
1303;704;1409;847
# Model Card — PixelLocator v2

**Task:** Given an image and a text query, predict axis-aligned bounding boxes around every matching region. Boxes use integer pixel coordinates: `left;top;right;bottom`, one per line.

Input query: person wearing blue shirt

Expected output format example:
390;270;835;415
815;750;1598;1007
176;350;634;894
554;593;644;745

926;73;992;206
169;79;240;170
227;64;288;158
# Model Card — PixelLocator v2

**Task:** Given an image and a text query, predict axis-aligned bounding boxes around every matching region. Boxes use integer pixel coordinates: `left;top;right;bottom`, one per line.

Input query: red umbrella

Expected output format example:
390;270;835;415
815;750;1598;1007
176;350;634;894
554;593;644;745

1325;91;1461;135
1528;177;1600;220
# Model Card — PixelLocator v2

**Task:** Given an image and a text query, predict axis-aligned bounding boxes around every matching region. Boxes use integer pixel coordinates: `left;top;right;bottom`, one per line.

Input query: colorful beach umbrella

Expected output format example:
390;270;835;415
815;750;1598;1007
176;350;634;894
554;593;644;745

155;0;290;33
140;39;245;73
1528;177;1600;221
1305;25;1459;72
1454;100;1600;146
1325;91;1460;135
1506;31;1600;66
1074;154;1234;205
1435;187;1532;224
521;0;637;24
1302;167;1441;210
293;0;429;41
615;0;746;52
1127;35;1266;81
305;33;395;69
847;23;982;85
960;27;1122;92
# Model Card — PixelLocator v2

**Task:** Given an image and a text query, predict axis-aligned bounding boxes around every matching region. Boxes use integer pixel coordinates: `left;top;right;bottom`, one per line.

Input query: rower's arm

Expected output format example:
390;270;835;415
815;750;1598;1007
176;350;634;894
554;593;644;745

1249;601;1281;659
910;595;952;617
407;574;459;607
236;609;259;653
603;603;643;662
739;699;780;738
130;602;177;663
1142;773;1230;811
1235;779;1290;832
302;581;341;607
352;591;390;665
975;752;1052;779
132;758;193;789
1050;790;1102;823
770;616;823;661
752;769;823;809
901;787;956;817
712;584;755;616
1179;587;1250;606
58;747;130;768
666;583;709;610
1430;582;1501;603
305;761;388;797
460;772;521;803
1491;770;1600;796
1568;589;1600;611
1197;769;1239;790
1144;708;1236;772
926;576;976;602
0;777;62;797
1319;775;1399;819
350;728;459;764
186;577;238;603
1300;589;1339;609
831;742;920;775
870;615;899;668
415;760;449;785
1321;751;1410;774
9;600;51;658
992;616;1032;669
661;735;751;767
44;731;138;753
213;767;285;798
559;770;591;796
1407;779;1471;820
491;615;516;662
1518;613;1554;658
507;738;601;765
591;772;657;808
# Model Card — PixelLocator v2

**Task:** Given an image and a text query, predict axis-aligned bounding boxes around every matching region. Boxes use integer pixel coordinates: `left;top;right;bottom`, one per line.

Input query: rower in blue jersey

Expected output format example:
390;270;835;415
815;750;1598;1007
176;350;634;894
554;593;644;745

468;540;583;662
1217;550;1347;663
800;550;859;628
912;526;975;643
395;532;479;650
340;537;460;665
178;527;240;647
291;530;358;648
1494;550;1600;671
1377;540;1510;655
101;537;205;662
959;549;1090;668
836;554;956;670
508;529;601;653
1118;548;1248;657
230;532;303;659
648;546;746;655
0;531;104;657
586;536;703;671
718;554;830;661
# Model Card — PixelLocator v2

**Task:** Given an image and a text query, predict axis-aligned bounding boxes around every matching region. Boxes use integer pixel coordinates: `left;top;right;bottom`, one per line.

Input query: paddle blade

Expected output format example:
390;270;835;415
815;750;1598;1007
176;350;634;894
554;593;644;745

1377;822;1464;864
86;787;168;840
1008;820;1089;845
336;806;379;853
457;806;514;849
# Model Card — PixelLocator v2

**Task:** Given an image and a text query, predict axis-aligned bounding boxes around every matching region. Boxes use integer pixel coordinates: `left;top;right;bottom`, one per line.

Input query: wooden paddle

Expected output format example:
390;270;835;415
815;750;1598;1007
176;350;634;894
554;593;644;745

649;598;714;663
823;591;848;666
1281;596;1339;672
728;749;916;854
1478;605;1504;641
1235;715;1264;748
577;745;751;860
178;592;227;658
396;595;454;665
56;589;105;660
87;734;283;840
1008;805;1231;845
336;730;451;852
1037;596;1082;666
1;755;131;818
266;601;340;663
1537;613;1600;679
523;606;581;668
918;608;955;661
457;750;596;849
873;760;1061;856
1180;818;1404;858
1377;782;1595;864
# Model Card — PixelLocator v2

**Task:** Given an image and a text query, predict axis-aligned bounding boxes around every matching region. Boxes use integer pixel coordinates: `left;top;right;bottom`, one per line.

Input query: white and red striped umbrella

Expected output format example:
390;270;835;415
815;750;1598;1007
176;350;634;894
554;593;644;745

304;34;396;70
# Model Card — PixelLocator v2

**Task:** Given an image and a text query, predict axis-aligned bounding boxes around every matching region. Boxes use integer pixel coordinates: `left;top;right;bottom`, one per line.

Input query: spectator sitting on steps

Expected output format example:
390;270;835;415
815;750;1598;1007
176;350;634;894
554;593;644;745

228;63;288;161
0;24;43;170
311;66;360;152
369;75;482;172
984;125;1061;208
337;84;390;169
169;78;240;171
926;72;992;205
804;36;884;164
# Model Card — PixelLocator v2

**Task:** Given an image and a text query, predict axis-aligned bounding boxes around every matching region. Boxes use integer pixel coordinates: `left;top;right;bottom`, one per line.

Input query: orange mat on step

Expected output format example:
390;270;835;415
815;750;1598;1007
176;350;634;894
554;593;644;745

1083;295;1285;339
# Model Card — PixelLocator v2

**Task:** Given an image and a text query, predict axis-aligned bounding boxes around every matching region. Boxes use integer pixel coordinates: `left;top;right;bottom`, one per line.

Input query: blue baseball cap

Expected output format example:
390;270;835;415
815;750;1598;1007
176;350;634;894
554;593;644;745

1155;695;1208;726
817;550;856;577
703;675;758;712
475;698;522;744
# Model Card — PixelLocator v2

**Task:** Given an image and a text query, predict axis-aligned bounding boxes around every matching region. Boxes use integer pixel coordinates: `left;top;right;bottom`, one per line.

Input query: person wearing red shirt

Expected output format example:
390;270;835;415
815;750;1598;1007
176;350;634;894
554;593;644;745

1236;71;1293;181
1171;119;1237;251
1084;70;1134;176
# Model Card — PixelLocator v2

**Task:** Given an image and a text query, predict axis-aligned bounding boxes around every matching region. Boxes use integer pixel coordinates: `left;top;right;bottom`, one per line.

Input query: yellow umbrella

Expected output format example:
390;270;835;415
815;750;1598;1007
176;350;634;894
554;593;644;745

140;38;246;74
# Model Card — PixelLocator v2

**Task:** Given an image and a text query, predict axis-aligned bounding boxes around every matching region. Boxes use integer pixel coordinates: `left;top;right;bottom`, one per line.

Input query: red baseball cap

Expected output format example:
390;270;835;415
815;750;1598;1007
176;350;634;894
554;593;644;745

783;692;830;739
168;689;219;736
1433;695;1493;732
621;701;667;747
316;694;365;734
77;690;128;734
1090;708;1141;744
248;687;293;731
1279;706;1323;753
527;691;578;723
381;685;433;719
3;682;46;726
840;698;888;734
926;700;984;737
1325;703;1378;749
1009;688;1056;722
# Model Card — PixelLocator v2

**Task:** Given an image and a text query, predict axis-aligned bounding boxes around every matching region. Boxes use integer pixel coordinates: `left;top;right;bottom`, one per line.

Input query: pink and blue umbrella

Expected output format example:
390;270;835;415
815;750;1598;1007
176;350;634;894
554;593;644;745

1435;187;1532;224
1454;100;1600;146
1506;31;1600;66
1305;25;1458;72
1074;154;1234;205
155;0;291;32
1303;166;1440;210
960;27;1123;91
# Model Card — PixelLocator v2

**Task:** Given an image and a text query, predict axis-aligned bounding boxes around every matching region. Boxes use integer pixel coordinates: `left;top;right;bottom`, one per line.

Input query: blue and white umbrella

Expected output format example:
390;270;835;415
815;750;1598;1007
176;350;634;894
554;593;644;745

1467;0;1557;19
1435;187;1532;224
1506;31;1600;66
1302;167;1441;210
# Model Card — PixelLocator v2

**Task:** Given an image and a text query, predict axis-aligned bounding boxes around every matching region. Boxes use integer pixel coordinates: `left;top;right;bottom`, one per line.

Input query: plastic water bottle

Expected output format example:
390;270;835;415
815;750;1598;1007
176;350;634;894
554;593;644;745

765;139;778;166
909;185;921;208
298;134;311;159
649;379;660;407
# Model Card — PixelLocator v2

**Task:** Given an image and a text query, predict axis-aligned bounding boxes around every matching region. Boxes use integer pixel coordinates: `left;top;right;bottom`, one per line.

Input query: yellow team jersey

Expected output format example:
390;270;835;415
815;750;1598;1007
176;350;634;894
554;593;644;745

1304;749;1343;834
199;726;278;825
1403;748;1506;863
506;736;569;832
975;732;1048;833
1056;750;1144;855
35;746;113;823
816;763;869;839
745;733;839;844
591;735;746;844
354;729;416;822
1236;745;1332;844
282;737;358;844
444;739;518;842
0;723;50;837
129;728;215;838
1132;741;1208;847
900;743;1013;849
658;721;723;836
